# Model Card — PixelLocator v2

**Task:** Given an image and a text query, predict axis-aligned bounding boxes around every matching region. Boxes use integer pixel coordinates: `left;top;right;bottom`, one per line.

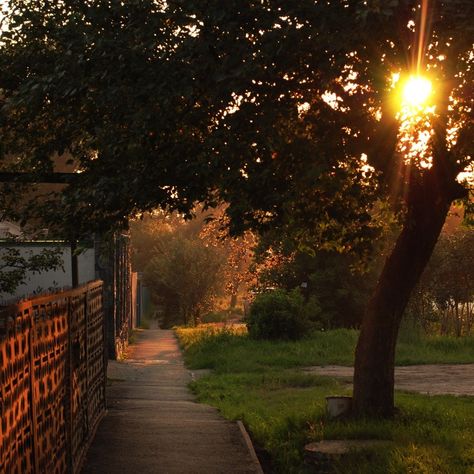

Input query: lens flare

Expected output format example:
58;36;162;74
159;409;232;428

395;75;435;169
401;76;433;108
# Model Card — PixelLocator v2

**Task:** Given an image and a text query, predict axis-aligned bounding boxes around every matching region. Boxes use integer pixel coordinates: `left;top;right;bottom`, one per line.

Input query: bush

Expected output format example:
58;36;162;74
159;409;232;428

201;310;228;323
246;289;313;340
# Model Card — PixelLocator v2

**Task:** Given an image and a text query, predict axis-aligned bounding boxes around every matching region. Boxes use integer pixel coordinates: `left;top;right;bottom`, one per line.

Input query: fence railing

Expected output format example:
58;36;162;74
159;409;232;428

0;281;106;474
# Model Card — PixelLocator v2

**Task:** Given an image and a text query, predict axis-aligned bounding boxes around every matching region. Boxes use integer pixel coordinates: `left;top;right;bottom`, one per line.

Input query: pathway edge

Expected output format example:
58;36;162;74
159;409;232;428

237;420;265;474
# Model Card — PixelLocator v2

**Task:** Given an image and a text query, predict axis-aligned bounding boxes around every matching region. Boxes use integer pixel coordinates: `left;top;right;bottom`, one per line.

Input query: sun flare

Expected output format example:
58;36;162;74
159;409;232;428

394;74;436;168
401;76;433;108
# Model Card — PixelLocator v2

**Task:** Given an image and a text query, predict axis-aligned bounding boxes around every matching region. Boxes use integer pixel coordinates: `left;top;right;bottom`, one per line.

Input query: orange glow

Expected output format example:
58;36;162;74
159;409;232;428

401;76;433;108
392;74;436;168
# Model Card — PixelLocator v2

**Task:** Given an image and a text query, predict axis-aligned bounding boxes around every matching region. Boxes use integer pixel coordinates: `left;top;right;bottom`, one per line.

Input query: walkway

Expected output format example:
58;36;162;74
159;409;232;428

81;326;262;474
303;364;474;396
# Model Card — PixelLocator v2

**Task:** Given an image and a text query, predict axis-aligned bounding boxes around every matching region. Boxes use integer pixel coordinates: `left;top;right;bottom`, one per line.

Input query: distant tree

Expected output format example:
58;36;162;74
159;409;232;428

133;208;257;314
199;208;256;308
131;211;229;326
144;233;224;327
408;227;474;336
130;212;188;272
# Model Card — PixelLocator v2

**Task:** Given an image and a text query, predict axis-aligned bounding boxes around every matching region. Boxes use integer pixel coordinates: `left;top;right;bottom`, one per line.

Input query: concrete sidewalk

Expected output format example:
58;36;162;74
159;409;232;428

81;326;262;474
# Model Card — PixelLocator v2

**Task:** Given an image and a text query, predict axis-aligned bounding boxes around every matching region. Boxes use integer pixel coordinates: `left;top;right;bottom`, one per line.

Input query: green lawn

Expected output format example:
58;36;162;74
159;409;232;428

176;326;474;372
176;326;474;473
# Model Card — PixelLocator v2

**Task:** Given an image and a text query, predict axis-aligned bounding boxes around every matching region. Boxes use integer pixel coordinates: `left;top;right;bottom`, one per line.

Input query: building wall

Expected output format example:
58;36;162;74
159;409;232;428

1;233;140;361
0;242;95;302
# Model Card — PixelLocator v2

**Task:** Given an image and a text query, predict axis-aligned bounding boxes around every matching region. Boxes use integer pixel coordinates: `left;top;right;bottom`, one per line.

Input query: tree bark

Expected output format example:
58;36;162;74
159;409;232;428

352;171;459;417
466;301;472;336
455;303;461;337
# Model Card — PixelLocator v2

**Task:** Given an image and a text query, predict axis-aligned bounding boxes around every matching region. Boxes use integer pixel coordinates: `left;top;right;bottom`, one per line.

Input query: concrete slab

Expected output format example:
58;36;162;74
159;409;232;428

302;364;474;396
81;328;262;474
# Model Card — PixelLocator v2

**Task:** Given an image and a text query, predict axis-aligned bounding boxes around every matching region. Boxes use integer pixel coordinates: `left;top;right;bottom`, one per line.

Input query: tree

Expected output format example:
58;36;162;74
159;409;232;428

253;247;380;329
0;245;63;295
199;207;256;308
130;212;190;272
144;233;224;327
131;210;229;326
408;227;474;335
1;1;473;416
0;0;217;235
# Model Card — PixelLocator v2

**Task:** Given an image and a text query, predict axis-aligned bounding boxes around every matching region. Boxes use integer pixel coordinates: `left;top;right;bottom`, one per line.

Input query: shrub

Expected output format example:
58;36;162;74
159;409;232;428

246;289;312;340
201;310;228;323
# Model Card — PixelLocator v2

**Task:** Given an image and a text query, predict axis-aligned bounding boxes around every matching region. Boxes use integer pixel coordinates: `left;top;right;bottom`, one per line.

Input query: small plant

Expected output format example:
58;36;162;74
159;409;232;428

246;289;312;340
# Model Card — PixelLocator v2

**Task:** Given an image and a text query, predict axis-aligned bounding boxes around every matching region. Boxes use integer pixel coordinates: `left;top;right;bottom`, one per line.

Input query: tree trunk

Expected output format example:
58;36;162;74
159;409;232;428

466;301;472;336
441;308;449;335
455;302;461;337
352;174;454;417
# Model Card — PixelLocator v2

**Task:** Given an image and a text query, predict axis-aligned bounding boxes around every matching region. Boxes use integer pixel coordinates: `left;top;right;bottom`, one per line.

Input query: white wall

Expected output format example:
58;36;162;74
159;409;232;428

0;244;96;301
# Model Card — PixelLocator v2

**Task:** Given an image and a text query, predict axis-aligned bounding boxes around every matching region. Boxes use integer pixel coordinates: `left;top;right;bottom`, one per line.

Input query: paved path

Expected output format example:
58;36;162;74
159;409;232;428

303;364;474;396
81;327;262;474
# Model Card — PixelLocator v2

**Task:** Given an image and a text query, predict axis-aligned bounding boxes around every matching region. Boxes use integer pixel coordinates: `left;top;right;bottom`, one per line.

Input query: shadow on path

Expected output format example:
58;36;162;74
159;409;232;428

81;326;261;474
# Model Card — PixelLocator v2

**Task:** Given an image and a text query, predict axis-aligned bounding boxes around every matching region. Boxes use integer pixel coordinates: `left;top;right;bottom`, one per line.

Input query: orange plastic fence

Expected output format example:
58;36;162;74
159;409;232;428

0;281;106;474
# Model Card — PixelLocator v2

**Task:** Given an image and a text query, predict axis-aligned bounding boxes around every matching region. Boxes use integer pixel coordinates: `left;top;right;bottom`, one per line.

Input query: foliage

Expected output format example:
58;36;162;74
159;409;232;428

144;233;225;327
253;248;384;328
132;209;256;326
407;227;474;336
0;246;64;294
178;328;474;473
130;212;191;272
199;206;256;307
0;0;391;243
0;0;216;235
246;289;317;340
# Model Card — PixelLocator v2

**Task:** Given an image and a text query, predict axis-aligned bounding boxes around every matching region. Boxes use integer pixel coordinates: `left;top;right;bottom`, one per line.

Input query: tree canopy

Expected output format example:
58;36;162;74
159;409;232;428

1;0;471;238
1;0;473;416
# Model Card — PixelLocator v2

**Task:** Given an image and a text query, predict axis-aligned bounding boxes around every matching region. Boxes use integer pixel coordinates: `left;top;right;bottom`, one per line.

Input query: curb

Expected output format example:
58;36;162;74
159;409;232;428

237;420;265;474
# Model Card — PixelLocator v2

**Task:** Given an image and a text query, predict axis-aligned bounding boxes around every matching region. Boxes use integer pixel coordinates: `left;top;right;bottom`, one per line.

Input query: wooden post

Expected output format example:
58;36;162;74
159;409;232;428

71;241;79;288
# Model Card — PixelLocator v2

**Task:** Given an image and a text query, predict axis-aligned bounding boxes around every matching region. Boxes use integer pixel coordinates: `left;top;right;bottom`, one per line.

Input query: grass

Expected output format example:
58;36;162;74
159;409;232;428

176;325;474;473
176;326;359;372
176;326;474;373
397;334;474;365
